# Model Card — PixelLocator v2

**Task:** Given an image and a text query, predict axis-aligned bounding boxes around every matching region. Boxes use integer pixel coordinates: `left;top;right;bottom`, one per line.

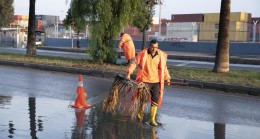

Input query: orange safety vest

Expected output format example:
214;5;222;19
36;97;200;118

118;33;135;60
127;48;171;107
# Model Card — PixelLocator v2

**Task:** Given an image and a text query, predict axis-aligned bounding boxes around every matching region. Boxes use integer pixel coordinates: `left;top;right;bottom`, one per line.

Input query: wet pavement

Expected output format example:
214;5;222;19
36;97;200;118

0;65;260;139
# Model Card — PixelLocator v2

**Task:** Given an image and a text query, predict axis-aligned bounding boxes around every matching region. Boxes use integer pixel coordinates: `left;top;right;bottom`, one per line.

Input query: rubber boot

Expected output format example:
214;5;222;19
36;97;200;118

150;106;158;126
137;104;145;122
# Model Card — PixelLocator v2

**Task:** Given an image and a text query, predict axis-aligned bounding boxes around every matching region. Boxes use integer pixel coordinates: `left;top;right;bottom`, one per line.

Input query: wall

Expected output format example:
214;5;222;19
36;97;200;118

45;38;260;55
45;38;88;48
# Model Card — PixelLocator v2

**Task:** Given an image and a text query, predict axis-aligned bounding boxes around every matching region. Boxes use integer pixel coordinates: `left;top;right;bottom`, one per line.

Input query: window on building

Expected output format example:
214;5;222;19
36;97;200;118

215;24;219;29
215;33;218;38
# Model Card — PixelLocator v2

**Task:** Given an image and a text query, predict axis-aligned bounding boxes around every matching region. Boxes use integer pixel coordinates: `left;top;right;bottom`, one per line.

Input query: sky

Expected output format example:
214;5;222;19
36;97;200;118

14;0;260;20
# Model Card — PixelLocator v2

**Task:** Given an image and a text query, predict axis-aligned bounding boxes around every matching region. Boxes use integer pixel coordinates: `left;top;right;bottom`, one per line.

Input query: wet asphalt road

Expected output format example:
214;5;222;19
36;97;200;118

0;65;260;139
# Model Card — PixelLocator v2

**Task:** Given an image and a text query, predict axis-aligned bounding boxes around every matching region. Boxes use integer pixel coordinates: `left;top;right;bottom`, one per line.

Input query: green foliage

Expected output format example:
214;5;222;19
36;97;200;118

64;1;88;48
69;0;140;63
133;0;162;49
68;0;162;63
63;7;85;33
63;8;73;29
0;0;14;27
88;24;117;63
133;0;161;32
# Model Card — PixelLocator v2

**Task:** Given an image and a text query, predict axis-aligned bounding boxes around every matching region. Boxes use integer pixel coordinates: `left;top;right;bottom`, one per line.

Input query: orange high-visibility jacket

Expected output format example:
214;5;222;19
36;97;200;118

118;33;135;60
127;48;171;107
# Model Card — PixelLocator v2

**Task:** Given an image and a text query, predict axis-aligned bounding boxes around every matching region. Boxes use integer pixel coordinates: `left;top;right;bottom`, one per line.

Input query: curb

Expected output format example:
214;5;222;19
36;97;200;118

37;47;260;65
37;47;86;53
0;60;259;96
167;55;260;65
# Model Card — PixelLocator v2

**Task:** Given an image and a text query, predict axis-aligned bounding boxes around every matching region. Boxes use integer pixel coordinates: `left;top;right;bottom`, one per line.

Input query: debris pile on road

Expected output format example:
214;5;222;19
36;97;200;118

102;74;150;119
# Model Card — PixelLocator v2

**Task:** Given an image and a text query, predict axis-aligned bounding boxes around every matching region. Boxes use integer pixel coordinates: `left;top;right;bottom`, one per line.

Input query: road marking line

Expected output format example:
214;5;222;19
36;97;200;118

175;61;192;67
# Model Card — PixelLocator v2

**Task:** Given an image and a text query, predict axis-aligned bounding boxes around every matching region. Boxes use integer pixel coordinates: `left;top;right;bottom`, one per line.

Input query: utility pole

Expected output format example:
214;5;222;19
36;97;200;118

191;22;196;42
54;16;58;38
253;20;258;42
57;17;59;38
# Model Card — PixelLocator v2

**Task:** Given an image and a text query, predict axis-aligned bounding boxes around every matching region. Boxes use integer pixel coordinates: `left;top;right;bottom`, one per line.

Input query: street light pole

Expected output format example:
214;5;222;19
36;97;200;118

56;16;59;38
191;22;196;42
253;20;258;42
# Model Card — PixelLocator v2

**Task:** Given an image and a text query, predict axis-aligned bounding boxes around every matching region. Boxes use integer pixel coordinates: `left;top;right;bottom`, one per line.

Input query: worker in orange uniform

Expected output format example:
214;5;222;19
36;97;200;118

118;33;136;64
126;39;171;126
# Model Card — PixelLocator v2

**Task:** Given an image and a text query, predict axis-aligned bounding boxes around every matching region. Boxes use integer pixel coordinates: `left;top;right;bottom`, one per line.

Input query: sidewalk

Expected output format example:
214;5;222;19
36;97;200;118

37;46;260;65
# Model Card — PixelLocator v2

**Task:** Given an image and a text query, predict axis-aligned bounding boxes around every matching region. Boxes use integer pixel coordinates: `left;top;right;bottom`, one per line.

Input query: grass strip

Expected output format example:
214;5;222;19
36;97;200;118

0;52;259;88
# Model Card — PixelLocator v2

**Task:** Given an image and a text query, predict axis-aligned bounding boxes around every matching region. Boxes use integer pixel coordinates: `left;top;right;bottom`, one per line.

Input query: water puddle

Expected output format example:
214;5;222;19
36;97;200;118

0;95;259;139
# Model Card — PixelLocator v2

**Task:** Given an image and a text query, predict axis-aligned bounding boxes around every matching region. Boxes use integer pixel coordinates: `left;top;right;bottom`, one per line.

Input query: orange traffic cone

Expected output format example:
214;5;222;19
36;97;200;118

71;74;91;108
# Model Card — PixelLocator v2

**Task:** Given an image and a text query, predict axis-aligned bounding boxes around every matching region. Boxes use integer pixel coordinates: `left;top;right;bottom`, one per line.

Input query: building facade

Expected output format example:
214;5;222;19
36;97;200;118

199;12;251;42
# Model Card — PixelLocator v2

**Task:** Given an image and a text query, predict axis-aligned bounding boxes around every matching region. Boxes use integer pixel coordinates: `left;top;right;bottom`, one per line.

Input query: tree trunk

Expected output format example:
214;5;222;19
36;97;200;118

142;30;146;50
213;0;230;73
77;30;80;48
26;0;36;56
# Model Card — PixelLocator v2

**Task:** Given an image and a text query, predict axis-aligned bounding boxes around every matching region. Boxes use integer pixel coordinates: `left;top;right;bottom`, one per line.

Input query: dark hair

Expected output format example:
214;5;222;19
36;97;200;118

120;33;125;37
150;39;158;45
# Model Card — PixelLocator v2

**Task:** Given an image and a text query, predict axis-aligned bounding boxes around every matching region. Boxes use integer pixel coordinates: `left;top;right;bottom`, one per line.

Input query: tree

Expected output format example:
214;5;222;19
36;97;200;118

63;0;86;48
69;0;139;63
213;0;231;73
0;0;14;27
63;8;86;48
133;0;162;50
26;0;36;56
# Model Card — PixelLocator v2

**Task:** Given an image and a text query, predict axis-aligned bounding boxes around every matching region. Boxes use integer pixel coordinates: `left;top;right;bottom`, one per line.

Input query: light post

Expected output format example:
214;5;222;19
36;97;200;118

253;20;258;42
191;22;196;42
54;23;57;38
54;16;59;38
16;21;22;48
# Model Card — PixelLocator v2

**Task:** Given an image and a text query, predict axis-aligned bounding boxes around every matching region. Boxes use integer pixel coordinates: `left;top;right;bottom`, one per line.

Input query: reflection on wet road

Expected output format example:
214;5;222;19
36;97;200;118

0;65;260;139
0;94;260;139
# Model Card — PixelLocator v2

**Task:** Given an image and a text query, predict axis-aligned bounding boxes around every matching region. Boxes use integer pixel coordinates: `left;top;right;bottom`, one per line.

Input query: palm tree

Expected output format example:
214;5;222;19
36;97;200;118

26;0;36;56
213;0;231;73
